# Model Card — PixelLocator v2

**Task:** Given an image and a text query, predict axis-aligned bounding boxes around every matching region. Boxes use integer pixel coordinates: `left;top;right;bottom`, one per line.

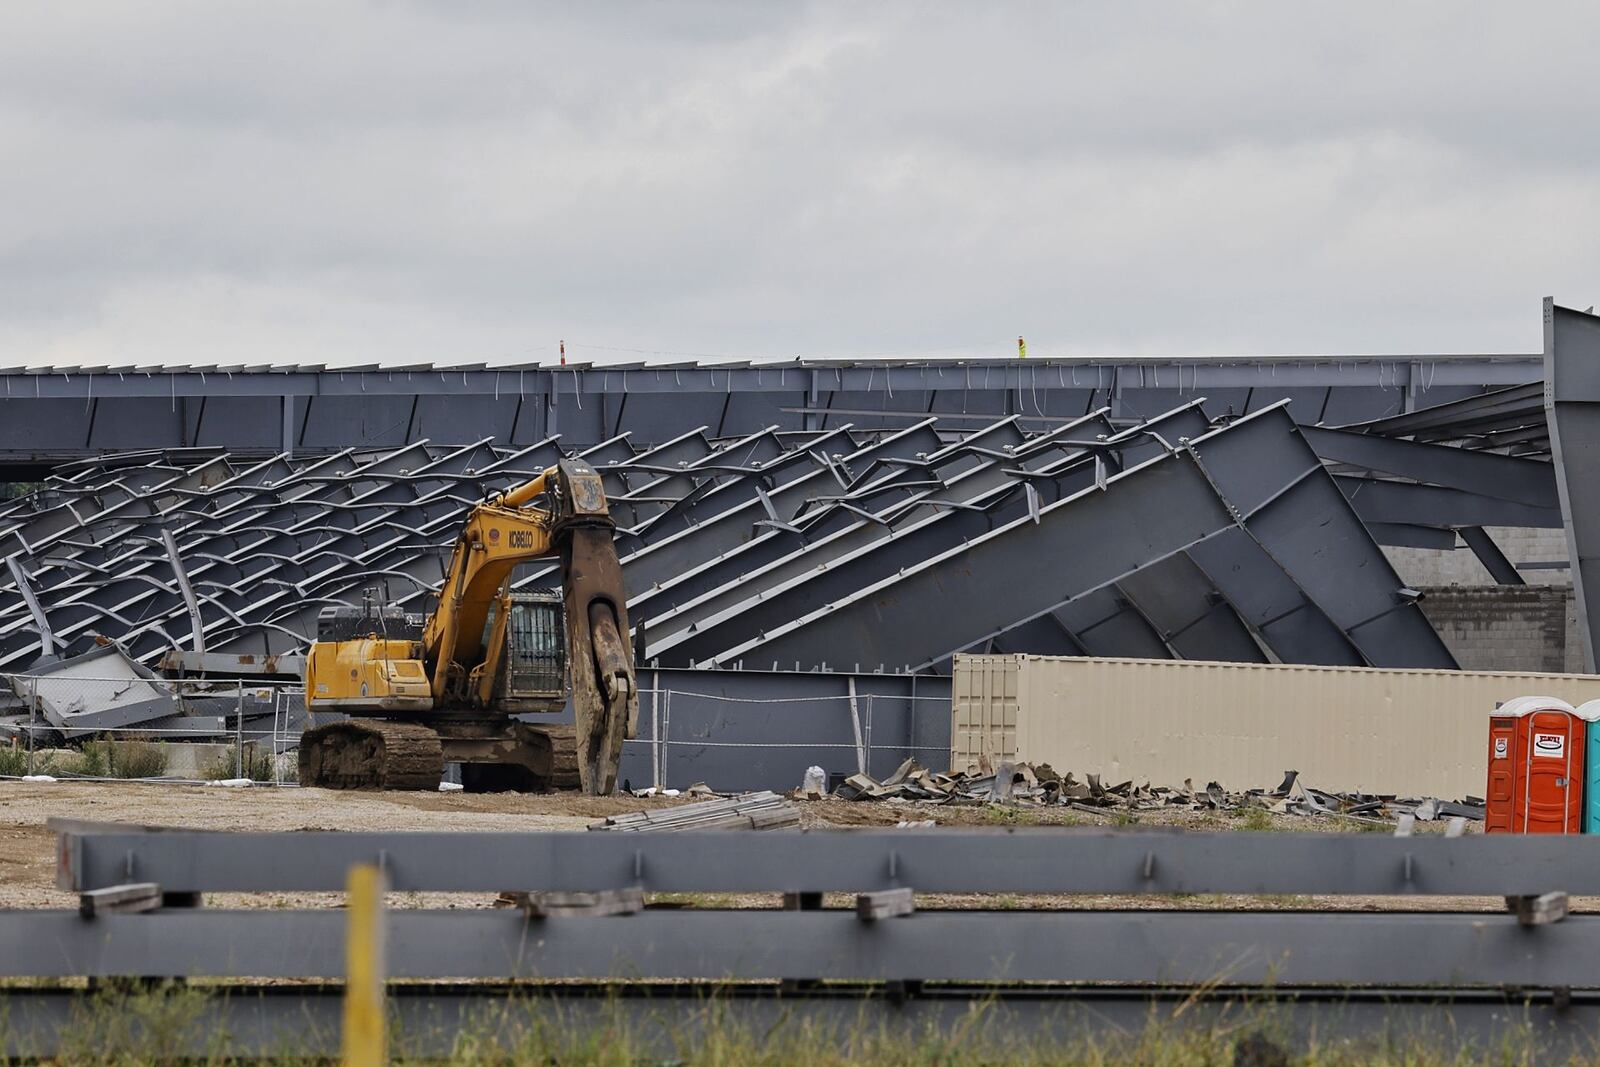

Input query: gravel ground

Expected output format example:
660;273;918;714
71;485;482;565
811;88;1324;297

0;780;688;908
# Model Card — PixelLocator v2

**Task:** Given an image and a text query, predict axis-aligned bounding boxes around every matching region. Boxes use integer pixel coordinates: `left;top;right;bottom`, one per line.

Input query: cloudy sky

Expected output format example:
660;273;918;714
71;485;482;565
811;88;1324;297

2;2;1595;368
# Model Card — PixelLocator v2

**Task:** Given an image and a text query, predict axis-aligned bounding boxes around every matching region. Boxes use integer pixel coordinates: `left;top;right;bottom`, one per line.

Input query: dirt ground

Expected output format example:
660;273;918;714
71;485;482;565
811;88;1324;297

0;780;1528;914
0;781;682;908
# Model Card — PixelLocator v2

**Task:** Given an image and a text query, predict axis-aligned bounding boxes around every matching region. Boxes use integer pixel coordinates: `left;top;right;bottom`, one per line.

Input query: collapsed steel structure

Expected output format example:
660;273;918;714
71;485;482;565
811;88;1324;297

1;301;1593;677
0;399;1475;676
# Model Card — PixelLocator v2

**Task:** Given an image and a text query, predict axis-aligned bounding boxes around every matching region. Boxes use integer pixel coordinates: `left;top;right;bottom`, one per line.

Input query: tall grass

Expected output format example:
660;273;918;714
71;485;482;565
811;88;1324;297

0;984;1571;1066
200;743;282;782
0;740;167;779
0;743;37;776
78;740;169;779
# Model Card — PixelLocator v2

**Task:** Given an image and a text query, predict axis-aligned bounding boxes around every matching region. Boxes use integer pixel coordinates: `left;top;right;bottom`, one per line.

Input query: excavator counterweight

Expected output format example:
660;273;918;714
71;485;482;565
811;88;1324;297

298;459;637;794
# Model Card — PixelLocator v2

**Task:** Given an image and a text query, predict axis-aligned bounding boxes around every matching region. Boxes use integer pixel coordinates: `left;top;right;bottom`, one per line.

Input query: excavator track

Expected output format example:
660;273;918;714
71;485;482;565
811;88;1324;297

298;719;445;790
528;724;581;791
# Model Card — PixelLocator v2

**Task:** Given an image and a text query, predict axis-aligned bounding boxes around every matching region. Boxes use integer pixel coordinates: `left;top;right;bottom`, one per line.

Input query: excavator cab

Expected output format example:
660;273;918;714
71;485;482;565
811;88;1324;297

488;590;568;712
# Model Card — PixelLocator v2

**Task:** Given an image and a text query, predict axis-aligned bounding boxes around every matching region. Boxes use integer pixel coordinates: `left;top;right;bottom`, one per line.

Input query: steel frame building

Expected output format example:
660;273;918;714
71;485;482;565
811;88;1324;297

0;301;1593;676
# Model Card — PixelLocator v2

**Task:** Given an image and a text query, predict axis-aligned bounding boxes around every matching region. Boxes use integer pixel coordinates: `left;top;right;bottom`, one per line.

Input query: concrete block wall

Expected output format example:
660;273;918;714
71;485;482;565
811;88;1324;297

1376;526;1586;674
1417;585;1582;674
1383;527;1570;588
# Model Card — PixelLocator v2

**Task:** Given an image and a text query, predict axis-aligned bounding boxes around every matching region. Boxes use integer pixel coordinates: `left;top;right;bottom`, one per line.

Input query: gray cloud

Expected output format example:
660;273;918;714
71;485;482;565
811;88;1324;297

1;0;1595;368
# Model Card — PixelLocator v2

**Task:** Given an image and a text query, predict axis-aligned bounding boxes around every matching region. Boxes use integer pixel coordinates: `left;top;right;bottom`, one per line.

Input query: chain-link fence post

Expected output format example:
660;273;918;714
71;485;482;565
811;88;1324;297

660;688;672;791
847;678;866;776
650;671;662;792
27;676;37;776
272;689;282;786
865;693;874;779
235;686;244;779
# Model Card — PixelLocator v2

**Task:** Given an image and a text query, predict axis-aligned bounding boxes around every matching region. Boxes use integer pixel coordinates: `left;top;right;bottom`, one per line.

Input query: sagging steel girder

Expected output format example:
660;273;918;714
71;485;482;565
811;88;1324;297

1303;422;1564;586
699;403;1452;673
1342;381;1548;454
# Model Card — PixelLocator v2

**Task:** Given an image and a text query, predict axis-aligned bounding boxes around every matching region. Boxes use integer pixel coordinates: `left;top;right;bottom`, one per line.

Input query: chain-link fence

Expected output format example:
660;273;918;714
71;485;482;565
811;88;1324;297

0;672;305;785
622;685;953;794
2;670;953;794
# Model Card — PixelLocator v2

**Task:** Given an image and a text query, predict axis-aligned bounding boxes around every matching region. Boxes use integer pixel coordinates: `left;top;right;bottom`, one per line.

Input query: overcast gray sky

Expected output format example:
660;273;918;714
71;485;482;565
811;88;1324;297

2;1;1595;368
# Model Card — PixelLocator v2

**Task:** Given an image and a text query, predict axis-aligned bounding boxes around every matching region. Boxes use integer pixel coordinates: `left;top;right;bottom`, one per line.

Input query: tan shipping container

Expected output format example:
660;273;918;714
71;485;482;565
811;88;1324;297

951;655;1600;799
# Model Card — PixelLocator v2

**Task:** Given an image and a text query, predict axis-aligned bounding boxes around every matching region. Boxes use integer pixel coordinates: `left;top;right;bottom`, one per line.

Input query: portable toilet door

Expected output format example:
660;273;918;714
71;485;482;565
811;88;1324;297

1487;696;1573;834
1514;700;1585;834
1578;700;1600;833
1487;702;1527;834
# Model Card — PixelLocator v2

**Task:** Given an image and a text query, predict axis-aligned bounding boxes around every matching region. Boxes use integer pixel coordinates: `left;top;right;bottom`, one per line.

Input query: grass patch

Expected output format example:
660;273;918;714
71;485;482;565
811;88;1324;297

201;743;284;782
1235;807;1275;832
980;804;1045;826
0;744;38;776
646;892;733;910
76;740;169;779
0;984;1567;1065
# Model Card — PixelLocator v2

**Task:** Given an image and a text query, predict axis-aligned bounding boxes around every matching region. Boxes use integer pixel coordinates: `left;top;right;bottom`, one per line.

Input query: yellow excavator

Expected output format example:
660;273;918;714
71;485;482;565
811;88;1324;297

298;458;637;794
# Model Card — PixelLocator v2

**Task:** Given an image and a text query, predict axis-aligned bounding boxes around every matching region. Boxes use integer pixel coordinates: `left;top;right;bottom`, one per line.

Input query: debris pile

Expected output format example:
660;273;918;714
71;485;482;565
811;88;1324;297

815;760;1485;824
589;790;800;832
0;642;303;746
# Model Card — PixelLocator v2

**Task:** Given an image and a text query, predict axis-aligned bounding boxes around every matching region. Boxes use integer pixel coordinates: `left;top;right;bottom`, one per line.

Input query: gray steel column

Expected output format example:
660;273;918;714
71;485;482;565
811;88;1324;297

280;396;295;458
1544;298;1600;671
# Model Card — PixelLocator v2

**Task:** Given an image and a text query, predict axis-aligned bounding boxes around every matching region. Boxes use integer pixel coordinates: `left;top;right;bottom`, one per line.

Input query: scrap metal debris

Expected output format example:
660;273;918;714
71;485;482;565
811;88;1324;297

589;790;800;832
1;641;303;745
815;759;1485;824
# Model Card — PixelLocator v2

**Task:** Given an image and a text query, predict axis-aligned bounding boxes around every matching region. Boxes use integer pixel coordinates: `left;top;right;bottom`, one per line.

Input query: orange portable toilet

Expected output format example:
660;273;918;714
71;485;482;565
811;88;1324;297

1517;697;1584;833
1487;696;1579;834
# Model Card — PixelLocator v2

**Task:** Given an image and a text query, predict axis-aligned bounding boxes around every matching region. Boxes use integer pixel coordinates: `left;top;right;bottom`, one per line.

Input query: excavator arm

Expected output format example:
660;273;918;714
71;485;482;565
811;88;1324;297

417;458;636;794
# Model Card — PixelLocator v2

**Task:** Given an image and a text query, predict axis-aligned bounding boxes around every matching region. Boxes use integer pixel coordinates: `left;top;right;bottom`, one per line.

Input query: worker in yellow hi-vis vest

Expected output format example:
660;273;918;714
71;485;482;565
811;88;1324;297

1017;335;1027;359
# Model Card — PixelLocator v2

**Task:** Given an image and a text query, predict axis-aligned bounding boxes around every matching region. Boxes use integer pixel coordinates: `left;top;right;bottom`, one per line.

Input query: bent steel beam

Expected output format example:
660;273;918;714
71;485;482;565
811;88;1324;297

1336;478;1563;530
654;405;1204;665
711;404;1450;672
1301;425;1557;508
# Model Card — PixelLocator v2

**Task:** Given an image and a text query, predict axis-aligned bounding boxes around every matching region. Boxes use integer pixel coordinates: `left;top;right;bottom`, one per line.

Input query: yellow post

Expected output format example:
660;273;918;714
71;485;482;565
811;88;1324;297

341;863;387;1067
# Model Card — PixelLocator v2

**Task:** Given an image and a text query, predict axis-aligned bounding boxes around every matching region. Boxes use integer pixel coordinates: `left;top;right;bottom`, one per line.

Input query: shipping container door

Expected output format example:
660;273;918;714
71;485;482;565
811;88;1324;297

951;656;1018;771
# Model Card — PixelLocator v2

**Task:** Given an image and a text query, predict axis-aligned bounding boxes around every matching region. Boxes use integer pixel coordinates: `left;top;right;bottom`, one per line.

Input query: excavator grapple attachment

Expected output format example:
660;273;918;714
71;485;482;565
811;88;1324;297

563;523;636;795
